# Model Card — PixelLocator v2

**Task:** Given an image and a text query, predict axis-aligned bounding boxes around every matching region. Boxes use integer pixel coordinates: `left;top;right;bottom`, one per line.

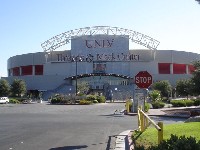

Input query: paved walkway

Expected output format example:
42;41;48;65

114;106;200;150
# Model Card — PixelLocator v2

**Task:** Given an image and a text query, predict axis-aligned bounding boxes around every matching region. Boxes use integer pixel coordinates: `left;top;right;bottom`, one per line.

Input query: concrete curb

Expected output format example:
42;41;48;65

126;113;190;118
114;130;132;150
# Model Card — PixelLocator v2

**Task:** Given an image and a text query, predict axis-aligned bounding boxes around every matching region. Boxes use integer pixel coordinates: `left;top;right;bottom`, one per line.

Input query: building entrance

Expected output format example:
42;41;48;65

71;73;133;100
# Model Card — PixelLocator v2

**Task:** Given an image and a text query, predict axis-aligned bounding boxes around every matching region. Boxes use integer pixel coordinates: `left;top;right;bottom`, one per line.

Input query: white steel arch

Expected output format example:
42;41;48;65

41;26;160;52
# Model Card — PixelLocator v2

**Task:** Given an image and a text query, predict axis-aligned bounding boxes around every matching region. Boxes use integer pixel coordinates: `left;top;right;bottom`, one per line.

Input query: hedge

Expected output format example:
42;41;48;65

151;101;165;109
171;100;194;107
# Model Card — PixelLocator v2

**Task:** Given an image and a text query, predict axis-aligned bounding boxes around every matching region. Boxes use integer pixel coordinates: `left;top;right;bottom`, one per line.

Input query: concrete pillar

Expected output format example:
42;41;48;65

19;67;22;76
32;65;35;75
170;63;173;74
186;64;189;74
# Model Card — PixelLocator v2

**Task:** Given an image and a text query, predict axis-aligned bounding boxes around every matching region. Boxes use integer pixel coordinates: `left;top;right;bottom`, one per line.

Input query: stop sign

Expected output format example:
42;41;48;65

135;71;152;88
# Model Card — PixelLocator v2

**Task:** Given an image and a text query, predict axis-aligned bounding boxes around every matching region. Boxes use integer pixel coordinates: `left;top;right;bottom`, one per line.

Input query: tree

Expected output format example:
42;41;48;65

176;79;193;99
196;0;200;4
0;79;10;97
149;90;161;102
10;79;26;97
151;80;172;98
191;61;200;95
77;81;90;95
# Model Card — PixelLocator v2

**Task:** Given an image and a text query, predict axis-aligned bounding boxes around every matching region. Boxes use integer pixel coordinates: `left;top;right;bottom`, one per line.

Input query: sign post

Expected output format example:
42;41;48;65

133;71;152;112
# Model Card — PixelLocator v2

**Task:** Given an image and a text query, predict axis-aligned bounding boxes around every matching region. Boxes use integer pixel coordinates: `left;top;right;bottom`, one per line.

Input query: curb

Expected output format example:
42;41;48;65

114;130;136;150
126;113;190;118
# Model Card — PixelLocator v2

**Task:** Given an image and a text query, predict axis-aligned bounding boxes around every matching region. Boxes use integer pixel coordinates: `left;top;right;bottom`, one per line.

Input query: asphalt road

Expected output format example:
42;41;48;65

0;102;138;150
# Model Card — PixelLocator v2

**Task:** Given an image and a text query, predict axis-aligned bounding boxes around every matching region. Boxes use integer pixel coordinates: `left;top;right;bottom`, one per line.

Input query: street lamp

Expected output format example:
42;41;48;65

72;56;82;96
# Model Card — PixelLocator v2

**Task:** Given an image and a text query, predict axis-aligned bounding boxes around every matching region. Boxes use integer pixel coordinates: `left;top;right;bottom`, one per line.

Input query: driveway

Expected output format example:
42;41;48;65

0;102;138;150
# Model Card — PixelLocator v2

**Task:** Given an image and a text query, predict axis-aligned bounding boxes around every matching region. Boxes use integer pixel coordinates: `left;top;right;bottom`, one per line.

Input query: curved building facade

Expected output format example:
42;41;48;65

4;32;200;100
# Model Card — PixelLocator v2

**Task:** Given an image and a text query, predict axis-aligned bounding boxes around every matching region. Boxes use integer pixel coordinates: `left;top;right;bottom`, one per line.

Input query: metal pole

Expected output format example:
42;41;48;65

75;60;78;96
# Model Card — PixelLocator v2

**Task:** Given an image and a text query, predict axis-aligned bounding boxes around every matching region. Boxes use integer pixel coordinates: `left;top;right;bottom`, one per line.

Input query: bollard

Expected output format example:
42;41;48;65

138;106;145;132
138;107;141;130
158;122;163;144
126;100;130;113
140;111;144;132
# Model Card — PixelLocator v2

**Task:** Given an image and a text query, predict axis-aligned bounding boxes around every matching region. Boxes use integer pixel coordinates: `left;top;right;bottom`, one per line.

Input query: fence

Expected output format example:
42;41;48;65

138;106;163;144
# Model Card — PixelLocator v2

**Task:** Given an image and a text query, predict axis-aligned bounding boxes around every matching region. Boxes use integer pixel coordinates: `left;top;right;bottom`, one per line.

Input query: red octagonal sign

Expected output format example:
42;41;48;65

135;71;152;89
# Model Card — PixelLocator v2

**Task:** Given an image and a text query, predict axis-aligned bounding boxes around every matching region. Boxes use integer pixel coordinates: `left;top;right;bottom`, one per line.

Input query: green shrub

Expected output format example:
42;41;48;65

185;100;194;107
171;100;186;107
93;100;99;103
96;95;106;103
149;90;161;102
150;134;200;150
144;103;150;112
79;100;92;105
86;95;96;101
9;98;20;104
171;100;195;107
51;97;61;104
193;99;200;106
135;134;200;150
151;101;165;109
50;94;64;104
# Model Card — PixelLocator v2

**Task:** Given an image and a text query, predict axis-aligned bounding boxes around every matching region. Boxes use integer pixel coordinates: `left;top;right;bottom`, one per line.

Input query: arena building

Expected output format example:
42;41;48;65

4;26;200;100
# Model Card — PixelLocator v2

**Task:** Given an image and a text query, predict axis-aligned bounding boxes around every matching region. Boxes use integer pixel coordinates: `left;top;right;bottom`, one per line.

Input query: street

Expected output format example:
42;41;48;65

0;102;138;150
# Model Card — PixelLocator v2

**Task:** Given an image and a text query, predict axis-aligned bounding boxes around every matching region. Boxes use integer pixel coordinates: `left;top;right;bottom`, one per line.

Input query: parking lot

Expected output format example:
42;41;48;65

0;102;138;150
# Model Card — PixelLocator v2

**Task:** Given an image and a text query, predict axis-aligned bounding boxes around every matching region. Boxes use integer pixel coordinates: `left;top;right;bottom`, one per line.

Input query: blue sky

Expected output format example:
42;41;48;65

0;0;200;77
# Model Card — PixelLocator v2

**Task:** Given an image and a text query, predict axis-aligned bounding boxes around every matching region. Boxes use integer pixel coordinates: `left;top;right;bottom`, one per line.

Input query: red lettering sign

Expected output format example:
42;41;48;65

85;39;114;48
135;71;152;88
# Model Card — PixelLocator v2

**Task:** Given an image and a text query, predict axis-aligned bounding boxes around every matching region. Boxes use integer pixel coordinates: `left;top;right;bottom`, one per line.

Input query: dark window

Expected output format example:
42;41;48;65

173;64;186;74
93;62;106;73
35;65;43;75
21;65;32;75
188;65;195;74
13;67;20;76
158;63;170;74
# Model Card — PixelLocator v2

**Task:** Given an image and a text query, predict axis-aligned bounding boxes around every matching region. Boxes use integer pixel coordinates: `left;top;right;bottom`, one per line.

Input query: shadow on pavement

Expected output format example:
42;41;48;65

99;114;125;118
49;145;88;150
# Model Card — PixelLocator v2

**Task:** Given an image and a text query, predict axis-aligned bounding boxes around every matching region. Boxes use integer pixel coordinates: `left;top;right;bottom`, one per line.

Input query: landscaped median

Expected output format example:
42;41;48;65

132;122;200;150
49;94;106;105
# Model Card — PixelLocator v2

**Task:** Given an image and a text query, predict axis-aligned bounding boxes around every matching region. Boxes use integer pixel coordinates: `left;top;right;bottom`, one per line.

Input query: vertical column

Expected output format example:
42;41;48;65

32;65;35;75
170;63;173;74
10;69;13;76
186;64;189;74
19;67;22;76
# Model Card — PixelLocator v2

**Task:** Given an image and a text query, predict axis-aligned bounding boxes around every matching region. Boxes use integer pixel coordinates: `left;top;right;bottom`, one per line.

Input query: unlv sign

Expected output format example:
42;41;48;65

86;39;114;48
135;71;152;89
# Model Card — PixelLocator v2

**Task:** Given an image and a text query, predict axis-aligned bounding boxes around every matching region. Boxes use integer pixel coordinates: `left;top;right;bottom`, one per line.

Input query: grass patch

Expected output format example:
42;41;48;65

132;122;200;148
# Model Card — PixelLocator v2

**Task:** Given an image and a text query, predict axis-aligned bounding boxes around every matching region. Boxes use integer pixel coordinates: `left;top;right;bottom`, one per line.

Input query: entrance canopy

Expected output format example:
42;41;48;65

65;73;131;80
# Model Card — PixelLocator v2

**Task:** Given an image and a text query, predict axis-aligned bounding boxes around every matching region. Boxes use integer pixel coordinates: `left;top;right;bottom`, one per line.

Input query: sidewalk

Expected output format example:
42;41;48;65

115;106;200;150
127;106;200;118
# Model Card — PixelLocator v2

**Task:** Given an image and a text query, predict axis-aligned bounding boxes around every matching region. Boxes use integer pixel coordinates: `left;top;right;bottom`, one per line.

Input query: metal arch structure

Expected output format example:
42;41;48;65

41;26;160;52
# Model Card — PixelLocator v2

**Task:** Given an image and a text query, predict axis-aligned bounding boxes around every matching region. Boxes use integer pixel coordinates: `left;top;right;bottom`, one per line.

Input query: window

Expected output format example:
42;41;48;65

173;64;186;74
21;65;32;75
35;65;43;75
13;67;20;76
188;65;195;74
93;62;106;73
158;63;170;74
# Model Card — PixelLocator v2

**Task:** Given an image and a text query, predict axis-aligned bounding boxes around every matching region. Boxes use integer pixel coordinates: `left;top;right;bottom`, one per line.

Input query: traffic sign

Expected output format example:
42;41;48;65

135;71;152;89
